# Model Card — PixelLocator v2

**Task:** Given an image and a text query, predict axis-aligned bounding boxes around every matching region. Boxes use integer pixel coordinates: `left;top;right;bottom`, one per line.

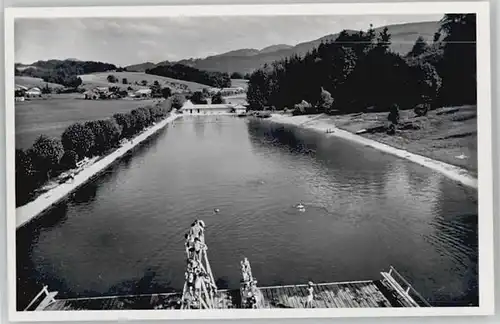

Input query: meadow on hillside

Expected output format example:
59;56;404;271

78;71;209;92
15;97;159;149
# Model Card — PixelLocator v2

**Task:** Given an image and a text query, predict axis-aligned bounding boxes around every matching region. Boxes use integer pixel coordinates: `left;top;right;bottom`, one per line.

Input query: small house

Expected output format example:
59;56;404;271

135;88;152;98
25;87;42;98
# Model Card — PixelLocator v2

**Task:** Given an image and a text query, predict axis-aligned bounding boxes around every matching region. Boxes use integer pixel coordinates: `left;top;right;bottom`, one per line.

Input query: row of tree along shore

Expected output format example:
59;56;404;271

15;98;182;207
247;14;476;125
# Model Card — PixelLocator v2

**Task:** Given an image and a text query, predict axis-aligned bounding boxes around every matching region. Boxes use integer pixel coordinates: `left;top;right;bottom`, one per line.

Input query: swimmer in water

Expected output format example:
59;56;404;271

214;208;220;214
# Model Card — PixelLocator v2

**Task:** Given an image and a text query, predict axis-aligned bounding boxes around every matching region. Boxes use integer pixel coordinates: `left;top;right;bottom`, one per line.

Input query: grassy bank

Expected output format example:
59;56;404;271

332;105;477;175
15;96;161;149
16;110;181;229
269;105;477;188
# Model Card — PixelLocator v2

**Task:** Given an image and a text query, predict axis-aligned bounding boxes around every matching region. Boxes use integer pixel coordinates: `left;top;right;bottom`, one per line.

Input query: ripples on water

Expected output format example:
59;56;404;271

16;116;478;309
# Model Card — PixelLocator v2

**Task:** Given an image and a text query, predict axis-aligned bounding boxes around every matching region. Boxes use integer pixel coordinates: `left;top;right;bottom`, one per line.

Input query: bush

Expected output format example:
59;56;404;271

172;95;185;110
107;75;117;83
231;72;244;79
15;148;38;205
161;87;172;99
191;91;207;104
60;150;78;169
414;103;429;117
317;87;333;113
114;113;135;139
84;119;121;155
30;135;64;180
387;104;400;125
61;123;95;159
293;100;312;115
211;92;225;104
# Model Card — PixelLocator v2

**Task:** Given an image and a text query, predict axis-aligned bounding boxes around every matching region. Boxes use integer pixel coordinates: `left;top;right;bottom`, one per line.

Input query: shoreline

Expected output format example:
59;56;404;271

16;113;182;229
268;113;478;190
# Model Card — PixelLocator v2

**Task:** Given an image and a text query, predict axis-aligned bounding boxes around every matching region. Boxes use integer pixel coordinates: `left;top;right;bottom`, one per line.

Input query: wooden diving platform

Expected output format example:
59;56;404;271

26;221;430;311
35;274;430;311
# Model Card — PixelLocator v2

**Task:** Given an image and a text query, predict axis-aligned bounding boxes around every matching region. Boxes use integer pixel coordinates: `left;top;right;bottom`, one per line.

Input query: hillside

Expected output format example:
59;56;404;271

126;21;440;75
78;71;210;92
15;76;65;90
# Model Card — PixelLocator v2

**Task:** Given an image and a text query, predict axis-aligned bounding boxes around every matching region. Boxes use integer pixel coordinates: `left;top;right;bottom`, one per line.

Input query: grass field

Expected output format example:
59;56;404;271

15;96;160;149
15;76;65;90
230;79;249;89
331;105;478;174
78;71;209;92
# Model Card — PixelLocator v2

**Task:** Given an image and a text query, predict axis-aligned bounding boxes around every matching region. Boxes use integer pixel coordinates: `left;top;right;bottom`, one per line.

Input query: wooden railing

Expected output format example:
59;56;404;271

382;266;432;307
24;286;51;311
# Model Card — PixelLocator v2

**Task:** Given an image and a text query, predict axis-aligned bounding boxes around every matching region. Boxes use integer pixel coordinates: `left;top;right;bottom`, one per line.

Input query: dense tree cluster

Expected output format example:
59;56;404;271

146;63;231;88
230;72;244;79
211;92;225;104
190;91;208;104
15;101;172;206
17;59;117;88
247;14;476;114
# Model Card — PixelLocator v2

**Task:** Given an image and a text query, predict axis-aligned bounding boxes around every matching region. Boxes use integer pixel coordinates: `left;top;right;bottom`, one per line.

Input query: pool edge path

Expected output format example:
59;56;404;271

268;113;478;190
16;113;183;229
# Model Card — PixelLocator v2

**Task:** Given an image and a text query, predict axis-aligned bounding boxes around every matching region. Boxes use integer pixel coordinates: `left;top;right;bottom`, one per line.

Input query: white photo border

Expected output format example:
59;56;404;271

4;1;493;322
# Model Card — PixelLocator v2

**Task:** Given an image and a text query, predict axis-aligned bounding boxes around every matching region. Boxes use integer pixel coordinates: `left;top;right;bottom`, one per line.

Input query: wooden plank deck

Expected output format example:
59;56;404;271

259;280;405;309
38;280;414;311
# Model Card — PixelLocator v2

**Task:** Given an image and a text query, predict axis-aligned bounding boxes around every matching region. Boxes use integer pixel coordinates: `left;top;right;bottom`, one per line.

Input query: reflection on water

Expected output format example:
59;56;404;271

16;116;478;309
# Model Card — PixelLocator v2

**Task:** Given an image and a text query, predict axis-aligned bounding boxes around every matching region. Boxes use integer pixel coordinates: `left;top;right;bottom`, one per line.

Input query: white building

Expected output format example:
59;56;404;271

25;87;42;98
135;88;152;98
180;100;247;115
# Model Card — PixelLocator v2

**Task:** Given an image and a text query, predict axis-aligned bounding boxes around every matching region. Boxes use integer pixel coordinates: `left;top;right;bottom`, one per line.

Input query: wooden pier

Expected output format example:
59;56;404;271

27;221;431;311
36;276;429;311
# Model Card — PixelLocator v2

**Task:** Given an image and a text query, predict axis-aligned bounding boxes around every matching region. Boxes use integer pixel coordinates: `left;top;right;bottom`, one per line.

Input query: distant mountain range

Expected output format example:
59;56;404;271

125;21;440;75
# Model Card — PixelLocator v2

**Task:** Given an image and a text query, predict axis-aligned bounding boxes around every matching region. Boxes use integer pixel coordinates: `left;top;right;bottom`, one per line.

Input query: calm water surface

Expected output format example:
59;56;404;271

16;116;478;309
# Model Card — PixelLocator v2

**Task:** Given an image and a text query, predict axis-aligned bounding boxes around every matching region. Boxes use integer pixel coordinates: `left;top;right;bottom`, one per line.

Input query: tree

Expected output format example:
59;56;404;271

317;87;334;113
150;80;162;98
84;120;120;155
231;72;244;79
376;27;391;52
131;108;149;132
15;148;38;205
438;14;477;105
409;61;442;105
211;92;225;104
407;36;429;57
114;113;135;139
61;123;95;159
387;104;400;125
172;95;185;110
191;91;207;104
107;75;117;83
161;87;172;99
30;135;64;180
433;32;441;43
60;150;78;170
122;78;128;84
66;76;83;89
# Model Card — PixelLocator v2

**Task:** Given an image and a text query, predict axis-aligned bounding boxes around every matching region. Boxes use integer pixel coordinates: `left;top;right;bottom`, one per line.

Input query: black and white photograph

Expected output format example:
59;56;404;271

4;2;494;321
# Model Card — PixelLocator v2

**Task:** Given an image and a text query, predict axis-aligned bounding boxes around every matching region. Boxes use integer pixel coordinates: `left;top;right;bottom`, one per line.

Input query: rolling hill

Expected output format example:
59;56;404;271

78;71;210;92
126;21;440;75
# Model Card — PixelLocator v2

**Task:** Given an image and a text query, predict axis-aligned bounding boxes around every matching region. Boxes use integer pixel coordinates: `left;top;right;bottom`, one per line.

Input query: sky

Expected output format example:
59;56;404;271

15;14;442;66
